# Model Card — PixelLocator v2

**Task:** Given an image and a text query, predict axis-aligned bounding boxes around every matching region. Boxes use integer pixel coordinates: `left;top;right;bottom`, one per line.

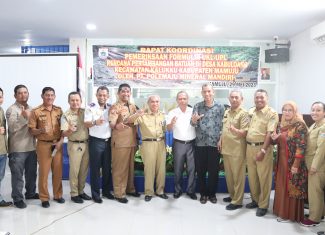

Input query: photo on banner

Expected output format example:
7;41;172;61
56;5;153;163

92;45;260;89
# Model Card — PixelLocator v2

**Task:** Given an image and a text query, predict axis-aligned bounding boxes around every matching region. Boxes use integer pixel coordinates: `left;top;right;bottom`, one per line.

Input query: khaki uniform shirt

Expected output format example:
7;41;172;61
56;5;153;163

305;120;325;172
246;105;278;143
6;102;36;153
0;107;7;155
221;107;249;156
28;104;62;141
109;102;137;147
61;108;88;141
134;110;165;140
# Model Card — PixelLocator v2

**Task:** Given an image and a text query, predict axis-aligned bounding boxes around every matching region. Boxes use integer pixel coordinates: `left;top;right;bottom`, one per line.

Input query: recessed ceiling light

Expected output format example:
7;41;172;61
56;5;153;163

86;23;97;31
204;24;219;33
22;38;31;45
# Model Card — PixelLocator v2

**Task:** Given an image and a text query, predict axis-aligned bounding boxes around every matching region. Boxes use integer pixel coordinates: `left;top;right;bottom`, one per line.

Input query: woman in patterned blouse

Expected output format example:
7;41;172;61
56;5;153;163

271;101;308;223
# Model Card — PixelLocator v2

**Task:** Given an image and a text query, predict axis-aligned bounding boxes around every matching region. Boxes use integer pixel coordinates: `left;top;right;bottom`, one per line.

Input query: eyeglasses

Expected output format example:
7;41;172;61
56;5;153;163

282;109;293;113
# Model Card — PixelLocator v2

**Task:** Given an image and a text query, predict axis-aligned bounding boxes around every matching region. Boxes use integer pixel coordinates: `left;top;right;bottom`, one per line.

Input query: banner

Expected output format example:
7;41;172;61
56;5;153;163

93;45;260;88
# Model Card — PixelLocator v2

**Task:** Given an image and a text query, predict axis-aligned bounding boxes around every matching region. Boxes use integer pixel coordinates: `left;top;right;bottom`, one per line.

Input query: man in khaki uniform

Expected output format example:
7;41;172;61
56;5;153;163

61;92;91;204
246;89;278;217
109;83;140;204
128;95;167;202
218;89;249;210
29;87;64;208
301;102;325;227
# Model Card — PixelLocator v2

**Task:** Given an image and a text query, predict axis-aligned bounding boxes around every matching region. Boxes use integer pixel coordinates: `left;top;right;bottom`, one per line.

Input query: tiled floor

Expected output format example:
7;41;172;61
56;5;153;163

0;168;322;235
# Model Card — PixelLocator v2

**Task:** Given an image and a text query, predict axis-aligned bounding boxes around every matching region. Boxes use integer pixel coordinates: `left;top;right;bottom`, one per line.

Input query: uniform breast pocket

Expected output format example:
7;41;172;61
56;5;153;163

257;119;268;132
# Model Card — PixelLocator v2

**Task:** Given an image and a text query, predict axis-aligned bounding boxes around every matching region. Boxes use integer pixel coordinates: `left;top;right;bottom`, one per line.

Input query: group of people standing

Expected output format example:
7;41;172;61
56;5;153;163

219;88;325;227
0;83;324;228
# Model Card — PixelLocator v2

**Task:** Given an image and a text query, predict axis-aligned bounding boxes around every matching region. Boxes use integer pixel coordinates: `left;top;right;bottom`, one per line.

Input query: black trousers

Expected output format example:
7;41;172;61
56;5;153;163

89;136;112;199
195;146;220;197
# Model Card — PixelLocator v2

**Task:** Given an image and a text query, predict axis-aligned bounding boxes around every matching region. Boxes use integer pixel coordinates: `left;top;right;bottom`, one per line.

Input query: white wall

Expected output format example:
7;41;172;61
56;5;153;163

280;27;325;114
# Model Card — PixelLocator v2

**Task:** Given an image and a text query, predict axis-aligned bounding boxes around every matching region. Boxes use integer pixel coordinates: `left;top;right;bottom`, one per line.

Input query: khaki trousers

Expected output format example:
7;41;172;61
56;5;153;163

308;172;325;222
223;154;246;205
67;141;89;197
36;141;63;202
140;141;166;196
246;145;273;209
112;146;136;198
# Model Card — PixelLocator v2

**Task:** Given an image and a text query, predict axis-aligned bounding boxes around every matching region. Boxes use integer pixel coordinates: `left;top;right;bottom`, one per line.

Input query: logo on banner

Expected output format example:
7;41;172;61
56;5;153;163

98;48;109;60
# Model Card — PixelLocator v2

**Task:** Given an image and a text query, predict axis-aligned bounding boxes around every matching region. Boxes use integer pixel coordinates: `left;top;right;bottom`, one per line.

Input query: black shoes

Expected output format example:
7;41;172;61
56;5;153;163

246;201;258;209
54;198;65;204
173;192;182;199
14;200;27;209
103;193;115;200
226;203;243;210
116;197;128;204
71;196;83;204
93;197;103;203
209;196;217;204
155;193;168;199
41;201;50;208
187;193;197;200
200;196;207;204
223;196;232;203
25;193;39;200
79;193;92;200
0;200;13;207
144;195;152;202
256;208;268;217
126;192;141;197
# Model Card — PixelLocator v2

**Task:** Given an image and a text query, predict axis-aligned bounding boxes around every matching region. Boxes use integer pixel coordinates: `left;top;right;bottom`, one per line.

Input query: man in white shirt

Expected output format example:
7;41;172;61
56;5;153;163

167;91;197;200
84;86;113;203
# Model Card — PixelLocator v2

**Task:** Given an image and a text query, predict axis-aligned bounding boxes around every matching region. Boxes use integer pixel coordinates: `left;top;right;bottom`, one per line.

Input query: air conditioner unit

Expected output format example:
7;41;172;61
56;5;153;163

311;20;325;45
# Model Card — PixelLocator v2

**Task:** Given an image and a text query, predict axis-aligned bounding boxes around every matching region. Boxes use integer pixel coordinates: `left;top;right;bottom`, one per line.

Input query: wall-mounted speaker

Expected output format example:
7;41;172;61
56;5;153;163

265;48;289;63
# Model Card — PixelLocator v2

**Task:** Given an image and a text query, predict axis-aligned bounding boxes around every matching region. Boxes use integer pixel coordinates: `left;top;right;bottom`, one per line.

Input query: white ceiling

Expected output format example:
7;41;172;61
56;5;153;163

1;0;325;53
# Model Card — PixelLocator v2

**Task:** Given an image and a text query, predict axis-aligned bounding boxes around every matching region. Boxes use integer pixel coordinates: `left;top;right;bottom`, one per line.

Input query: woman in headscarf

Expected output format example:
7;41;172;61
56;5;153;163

271;101;308;223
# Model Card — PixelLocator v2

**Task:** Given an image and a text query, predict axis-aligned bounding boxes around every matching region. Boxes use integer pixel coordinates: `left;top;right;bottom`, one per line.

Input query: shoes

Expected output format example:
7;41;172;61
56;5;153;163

102;193;115;200
246;201;258;209
0;200;13;207
256;208;268;217
304;214;324;221
54;198;65;204
116;197;128;204
25;193;39;200
186;193;197;200
126;192;141;197
144;195;152;202
155;193;168;199
14;200;27;209
276;217;290;223
71;196;83;204
93;197;103;203
41;201;50;208
173;192;182;199
200;196;207;204
209;196;217;204
223;196;232;203
79;193;92;200
300;218;320;227
226;203;243;210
